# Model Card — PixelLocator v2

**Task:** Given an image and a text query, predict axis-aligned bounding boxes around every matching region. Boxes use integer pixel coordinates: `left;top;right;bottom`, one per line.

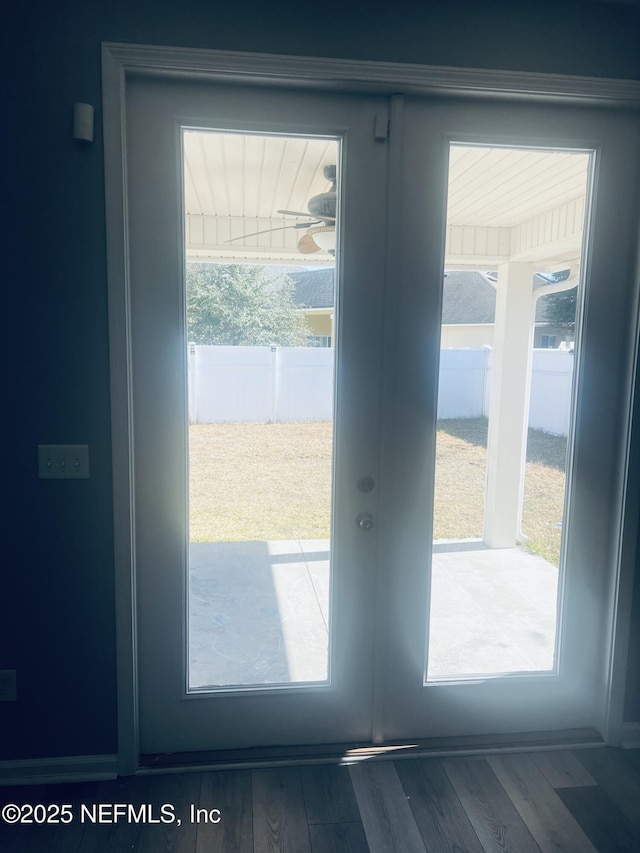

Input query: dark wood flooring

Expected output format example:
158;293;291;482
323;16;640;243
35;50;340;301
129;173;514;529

1;747;639;852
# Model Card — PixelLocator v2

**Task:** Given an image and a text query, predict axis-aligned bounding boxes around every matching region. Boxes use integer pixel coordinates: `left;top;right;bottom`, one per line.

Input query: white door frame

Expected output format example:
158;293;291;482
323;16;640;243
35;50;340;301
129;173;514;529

102;41;640;775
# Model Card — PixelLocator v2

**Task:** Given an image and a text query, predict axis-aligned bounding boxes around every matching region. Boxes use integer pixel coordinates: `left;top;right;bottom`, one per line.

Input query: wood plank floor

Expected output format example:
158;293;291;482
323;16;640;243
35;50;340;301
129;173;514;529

1;748;639;852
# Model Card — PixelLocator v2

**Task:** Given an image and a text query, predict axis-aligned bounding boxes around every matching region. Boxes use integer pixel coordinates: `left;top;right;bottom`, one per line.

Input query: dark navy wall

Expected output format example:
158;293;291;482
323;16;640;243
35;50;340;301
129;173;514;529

3;0;639;760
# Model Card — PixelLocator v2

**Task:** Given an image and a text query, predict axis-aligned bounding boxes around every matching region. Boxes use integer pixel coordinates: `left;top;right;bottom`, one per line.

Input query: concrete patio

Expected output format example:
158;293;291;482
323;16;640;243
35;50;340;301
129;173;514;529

189;540;559;689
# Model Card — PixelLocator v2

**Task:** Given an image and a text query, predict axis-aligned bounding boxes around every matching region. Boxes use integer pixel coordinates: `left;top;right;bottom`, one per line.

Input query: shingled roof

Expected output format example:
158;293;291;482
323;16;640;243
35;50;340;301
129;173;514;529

288;268;335;309
287;267;566;325
289;268;498;322
441;271;496;324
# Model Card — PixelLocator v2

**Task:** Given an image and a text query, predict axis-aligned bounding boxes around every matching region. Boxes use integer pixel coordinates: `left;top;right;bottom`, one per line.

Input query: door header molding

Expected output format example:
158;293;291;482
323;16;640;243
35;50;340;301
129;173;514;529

102;41;640;107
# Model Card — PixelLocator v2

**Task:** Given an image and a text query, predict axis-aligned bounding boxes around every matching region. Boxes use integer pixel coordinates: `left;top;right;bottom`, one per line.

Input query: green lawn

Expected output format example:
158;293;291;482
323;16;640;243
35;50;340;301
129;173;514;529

189;418;566;565
436;418;566;565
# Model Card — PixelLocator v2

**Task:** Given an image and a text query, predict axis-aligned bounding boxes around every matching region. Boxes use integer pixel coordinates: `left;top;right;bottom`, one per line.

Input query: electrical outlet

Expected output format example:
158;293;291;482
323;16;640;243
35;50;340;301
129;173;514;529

38;445;89;479
0;670;17;702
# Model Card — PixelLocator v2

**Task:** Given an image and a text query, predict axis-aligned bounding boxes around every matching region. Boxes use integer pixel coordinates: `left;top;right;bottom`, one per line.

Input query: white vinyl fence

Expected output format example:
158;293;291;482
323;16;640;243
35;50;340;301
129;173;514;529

437;348;490;419
188;344;574;436
527;348;574;436
188;345;334;424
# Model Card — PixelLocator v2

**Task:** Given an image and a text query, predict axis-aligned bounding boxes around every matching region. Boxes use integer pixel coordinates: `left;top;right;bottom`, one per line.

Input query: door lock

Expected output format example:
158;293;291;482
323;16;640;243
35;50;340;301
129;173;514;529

357;475;375;493
357;512;375;531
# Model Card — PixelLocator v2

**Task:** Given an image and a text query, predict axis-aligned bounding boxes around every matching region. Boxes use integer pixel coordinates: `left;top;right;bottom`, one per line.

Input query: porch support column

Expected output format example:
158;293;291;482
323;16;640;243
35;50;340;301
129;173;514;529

484;261;536;548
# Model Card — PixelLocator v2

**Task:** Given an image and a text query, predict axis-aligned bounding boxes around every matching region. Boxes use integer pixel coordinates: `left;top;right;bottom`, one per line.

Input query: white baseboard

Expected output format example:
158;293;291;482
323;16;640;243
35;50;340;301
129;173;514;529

621;722;640;749
0;754;118;787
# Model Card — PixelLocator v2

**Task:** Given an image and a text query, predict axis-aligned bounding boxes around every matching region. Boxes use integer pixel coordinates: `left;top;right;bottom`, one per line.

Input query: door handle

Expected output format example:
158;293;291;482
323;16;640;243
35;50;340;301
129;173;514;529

357;512;374;531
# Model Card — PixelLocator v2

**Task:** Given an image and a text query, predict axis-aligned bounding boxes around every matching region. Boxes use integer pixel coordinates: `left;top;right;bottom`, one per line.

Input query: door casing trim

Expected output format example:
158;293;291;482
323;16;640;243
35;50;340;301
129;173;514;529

102;41;640;775
103;42;640;105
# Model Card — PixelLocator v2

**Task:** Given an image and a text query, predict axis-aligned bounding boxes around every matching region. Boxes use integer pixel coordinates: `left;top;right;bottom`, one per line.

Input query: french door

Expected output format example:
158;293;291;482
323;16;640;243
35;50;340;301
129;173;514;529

127;77;389;753
124;74;639;755
379;98;639;740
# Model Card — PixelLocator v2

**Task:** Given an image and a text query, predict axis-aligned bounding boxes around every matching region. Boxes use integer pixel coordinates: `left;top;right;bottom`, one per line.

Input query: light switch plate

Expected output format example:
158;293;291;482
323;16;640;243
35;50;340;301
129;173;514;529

38;445;90;479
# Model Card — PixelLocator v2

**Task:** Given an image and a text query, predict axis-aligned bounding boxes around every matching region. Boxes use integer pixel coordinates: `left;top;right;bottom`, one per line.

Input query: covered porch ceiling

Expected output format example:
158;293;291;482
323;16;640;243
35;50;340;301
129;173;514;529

184;130;591;272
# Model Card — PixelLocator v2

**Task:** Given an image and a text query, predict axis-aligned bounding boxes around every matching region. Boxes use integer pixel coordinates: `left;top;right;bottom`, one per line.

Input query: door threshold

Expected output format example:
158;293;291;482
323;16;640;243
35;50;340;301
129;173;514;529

138;727;603;774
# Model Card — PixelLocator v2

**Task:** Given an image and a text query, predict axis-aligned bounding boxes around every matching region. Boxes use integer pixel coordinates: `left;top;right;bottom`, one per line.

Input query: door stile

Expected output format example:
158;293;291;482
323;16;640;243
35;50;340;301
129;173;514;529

372;93;408;745
379;97;450;741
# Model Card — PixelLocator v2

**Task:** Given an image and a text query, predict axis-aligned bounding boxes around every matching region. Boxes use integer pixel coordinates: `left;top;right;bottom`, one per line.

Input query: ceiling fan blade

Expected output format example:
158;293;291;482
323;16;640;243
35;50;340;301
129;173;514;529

277;209;336;222
224;221;321;244
297;232;322;254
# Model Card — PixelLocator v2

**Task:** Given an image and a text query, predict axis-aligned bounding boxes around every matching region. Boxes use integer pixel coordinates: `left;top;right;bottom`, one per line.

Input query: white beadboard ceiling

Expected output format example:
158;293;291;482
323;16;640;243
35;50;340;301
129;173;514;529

183;130;591;266
447;145;590;228
184;132;336;219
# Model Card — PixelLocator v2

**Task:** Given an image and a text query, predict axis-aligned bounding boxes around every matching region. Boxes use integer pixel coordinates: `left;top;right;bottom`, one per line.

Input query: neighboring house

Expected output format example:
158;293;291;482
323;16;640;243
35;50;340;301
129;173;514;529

533;289;576;349
288;268;572;348
440;270;496;347
287;268;335;346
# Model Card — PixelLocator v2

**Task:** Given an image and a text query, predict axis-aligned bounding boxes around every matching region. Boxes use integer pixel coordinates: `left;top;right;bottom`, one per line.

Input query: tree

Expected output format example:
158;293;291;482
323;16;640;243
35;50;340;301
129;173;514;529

186;263;309;346
537;286;577;333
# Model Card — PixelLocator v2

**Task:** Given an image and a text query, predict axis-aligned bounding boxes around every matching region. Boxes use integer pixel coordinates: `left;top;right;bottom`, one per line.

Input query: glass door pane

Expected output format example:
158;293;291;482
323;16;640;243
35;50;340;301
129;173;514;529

183;131;340;691
427;144;593;681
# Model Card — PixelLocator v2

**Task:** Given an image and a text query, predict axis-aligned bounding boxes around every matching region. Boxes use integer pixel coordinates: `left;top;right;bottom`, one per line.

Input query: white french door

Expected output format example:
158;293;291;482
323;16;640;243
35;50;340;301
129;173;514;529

127;76;390;753
378;97;640;740
123;73;640;755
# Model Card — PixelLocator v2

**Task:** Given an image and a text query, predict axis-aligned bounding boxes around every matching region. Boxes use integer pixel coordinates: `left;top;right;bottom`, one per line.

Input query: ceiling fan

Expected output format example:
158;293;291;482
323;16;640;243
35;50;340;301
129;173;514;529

225;164;337;256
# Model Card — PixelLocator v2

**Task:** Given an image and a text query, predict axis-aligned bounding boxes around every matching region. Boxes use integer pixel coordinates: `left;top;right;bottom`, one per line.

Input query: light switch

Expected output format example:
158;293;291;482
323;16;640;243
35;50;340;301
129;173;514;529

38;445;90;479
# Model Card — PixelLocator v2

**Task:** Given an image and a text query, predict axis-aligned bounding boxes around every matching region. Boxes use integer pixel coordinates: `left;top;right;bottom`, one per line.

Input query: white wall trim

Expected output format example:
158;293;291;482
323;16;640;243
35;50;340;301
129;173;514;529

102;44;140;778
603;220;640;747
0;755;118;787
101;42;640;771
103;42;640;106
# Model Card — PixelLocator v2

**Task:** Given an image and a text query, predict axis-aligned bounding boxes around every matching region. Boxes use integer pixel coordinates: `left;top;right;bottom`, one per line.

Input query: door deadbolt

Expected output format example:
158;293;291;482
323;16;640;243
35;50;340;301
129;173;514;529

357;475;375;493
357;512;374;531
